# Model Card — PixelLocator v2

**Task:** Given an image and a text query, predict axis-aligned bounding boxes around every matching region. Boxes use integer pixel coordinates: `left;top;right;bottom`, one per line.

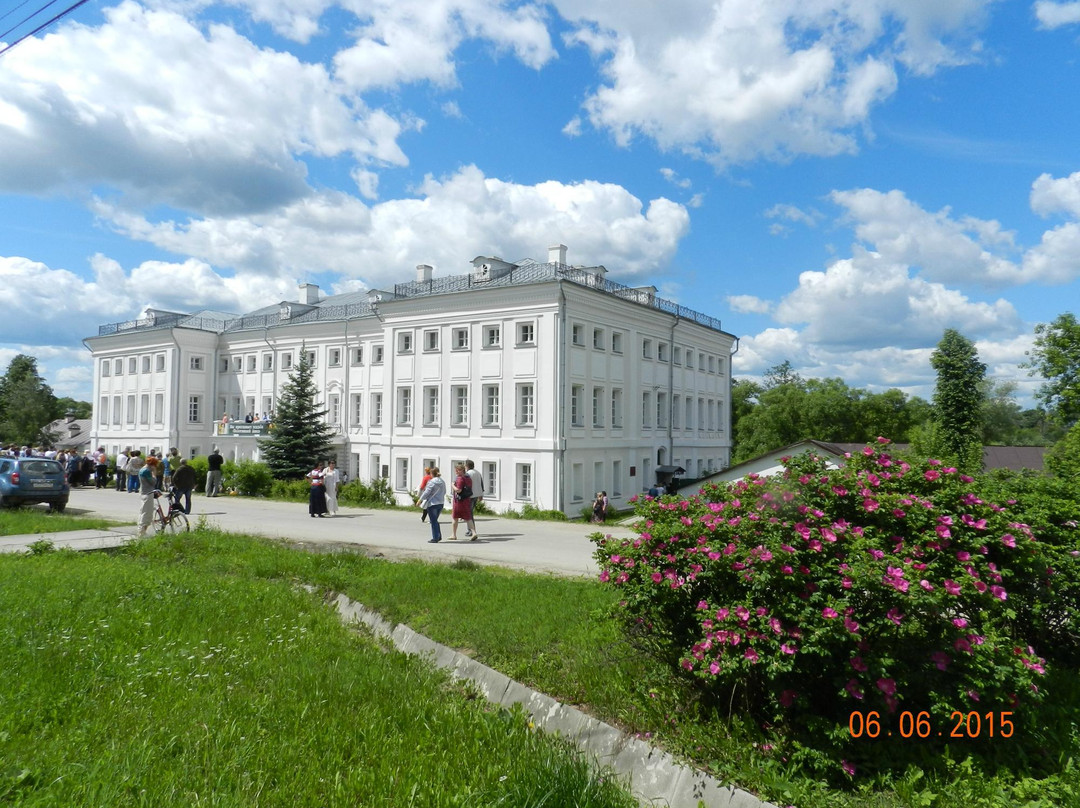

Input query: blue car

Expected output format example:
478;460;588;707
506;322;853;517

0;456;70;511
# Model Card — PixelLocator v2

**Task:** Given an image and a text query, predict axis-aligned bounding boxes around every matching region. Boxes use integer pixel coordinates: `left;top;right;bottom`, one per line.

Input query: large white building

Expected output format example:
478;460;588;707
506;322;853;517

86;246;737;514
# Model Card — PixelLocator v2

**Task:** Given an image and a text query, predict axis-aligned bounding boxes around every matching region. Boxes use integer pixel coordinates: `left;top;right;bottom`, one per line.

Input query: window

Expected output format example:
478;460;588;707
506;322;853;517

111;395;121;426
247;355;257;372
516;463;533;501
592;386;604;427
685;350;694;369
517;322;535;345
674;347;682;366
372;345;384;364
99;397;108;425
397;388;412;425
231;356;242;373
572;324;585;346
351;347;364;366
611;332;623;354
155;353;165;372
263;353;274;371
699;354;706;371
642;392;652;428
709;355;717;373
351;394;362;425
188;395;201;423
482;384;500;426
611;388;623;428
424;386;439;425
516;384;535;426
452;386;468;425
594;461;604;494
219;357;229;373
262;397;273;416
673;395;682;429
304;349;317;367
642;339;653;359
658;392;669;428
480;461;497;499
114;358;124;375
371;454;381;480
571;385;584;427
141;355;150;373
126;395;136;425
685;397;693;431
329;348;342;367
592;328;604;350
329;393;340;426
423;330;439;351
483;325;501;348
452;327;469;350
658;342;669;362
128;357;137;374
397;332;413;354
154;394;163;424
370;393;383;426
698;398;706;432
396;458;410;491
612;460;622;497
571;463;584;502
282;352;294;370
100;360;110;378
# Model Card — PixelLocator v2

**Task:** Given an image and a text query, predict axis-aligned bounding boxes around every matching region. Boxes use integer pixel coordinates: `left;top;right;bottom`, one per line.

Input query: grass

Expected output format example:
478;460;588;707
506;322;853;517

4;528;1077;808
0;507;118;536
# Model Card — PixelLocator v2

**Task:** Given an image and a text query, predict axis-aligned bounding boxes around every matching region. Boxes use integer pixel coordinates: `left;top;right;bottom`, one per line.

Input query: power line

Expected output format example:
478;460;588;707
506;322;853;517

0;0;92;59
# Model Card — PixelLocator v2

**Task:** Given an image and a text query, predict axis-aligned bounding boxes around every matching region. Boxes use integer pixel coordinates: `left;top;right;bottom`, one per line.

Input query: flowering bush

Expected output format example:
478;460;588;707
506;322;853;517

593;441;1080;767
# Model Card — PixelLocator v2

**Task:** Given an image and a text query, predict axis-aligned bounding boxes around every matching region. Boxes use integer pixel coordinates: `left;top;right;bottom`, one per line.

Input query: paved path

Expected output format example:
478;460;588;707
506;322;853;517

2;487;637;578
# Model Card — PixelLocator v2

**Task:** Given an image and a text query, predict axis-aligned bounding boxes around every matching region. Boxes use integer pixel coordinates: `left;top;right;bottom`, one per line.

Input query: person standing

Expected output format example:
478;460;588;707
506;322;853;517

323;460;340;516
126;451;144;493
592;491;609;523
307;461;328;517
137;456;159;537
206;447;224;497
171;459;196;515
417;467;446;543
464;459;483;540
114;448;128;492
450;463;474;541
417;466;432;522
94;446;109;488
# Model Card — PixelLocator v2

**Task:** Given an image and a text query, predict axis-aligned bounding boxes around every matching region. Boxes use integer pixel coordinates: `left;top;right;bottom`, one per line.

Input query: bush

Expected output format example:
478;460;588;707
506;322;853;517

186;456;209;492
222;459;274;497
270;478;310;502
337;477;395;508
593;440;1080;776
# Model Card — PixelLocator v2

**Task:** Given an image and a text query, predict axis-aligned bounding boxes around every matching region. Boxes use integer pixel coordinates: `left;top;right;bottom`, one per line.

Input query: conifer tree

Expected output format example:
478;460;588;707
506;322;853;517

929;329;986;473
258;348;335;478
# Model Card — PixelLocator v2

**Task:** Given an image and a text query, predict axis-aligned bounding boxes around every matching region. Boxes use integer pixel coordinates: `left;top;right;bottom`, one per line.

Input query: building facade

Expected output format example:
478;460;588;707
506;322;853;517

86;246;737;514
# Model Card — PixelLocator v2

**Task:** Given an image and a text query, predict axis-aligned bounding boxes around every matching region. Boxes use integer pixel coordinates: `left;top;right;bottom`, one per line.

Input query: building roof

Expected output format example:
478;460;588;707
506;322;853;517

42;417;93;451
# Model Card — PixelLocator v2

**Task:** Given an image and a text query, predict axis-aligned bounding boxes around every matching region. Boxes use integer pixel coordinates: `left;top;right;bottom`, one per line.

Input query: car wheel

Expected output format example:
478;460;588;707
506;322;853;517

52;500;68;513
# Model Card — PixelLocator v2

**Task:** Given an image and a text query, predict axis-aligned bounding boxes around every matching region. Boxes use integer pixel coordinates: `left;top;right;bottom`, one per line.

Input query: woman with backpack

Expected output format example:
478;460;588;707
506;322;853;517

450;463;477;541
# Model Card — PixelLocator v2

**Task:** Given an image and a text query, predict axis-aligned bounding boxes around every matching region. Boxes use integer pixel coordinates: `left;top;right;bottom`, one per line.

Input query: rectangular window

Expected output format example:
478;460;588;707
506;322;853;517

247;355;257;372
188;395;201;423
572;324;584;346
571;385;584;427
373;345;384;364
452;386;468;425
262;397;273;416
685;397;693;431
516;463;533;501
673;395;682;429
658;392;669;428
452;327;469;350
424;386;439;425
398;332;413;354
304;349;317;367
699;354;706;371
658;342;669;362
141;355;150;373
115;358;124;375
698;398;706;432
517;322;535;345
483;461;497;500
371;393;383;426
371;454;381;480
351;394;362;425
282;352;294;369
112;395;121;426
572;463;584;502
154;394;163;424
423;330;439;351
483;384;500;426
128;357;137;374
674;347;682;366
351;347;364;365
329;348;342;367
642;339;653;359
642;392;652;429
155;353;165;372
329;393;340;427
99;397;108;425
517;384;535;426
709;355;717;373
592;386;604;427
483;325;501;348
101;360;110;378
611;388;623;429
397;387;412;425
685;350;694;369
126;395;136;425
612;460;622;497
396;457;410;491
231;355;242;373
594;461;604;494
592;328;604;350
263;353;274;371
611;332;623;354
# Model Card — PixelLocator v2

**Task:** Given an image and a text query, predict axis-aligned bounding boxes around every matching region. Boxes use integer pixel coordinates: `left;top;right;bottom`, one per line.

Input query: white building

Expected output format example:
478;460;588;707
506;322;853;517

85;246;737;514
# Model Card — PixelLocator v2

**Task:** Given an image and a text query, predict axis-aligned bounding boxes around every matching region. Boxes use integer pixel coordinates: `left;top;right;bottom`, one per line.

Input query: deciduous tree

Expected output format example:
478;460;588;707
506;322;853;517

929;329;986;472
0;355;57;446
1025;312;1080;426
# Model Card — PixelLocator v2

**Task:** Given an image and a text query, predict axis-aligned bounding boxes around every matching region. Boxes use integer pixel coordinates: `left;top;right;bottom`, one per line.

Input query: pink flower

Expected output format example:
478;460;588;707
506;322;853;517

886;608;904;625
931;651;950;671
956;551;971;562
990;585;1007;600
919;579;934;591
850;656;868;672
744;647;759;663
1001;534;1016;548
822;607;839;619
863;498;880;512
841;576;853;589
651;572;663;583
842;759;856;777
944;579;961;596
715;608;729;620
780;643;797;655
952;618;968;628
845;679;864;700
967;690;981;702
599;570;610;582
868;549;885;560
924;470;940;481
735;606;750;622
709;661;721;675
876;678;897;696
843;616;861;634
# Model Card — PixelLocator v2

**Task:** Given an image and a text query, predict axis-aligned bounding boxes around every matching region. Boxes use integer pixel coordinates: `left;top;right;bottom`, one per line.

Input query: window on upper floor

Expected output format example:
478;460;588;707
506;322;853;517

611;332;623;354
351;346;364;365
423;330;439;352
263;353;274;371
141;355;150;374
483;325;501;348
397;332;413;354
114;358;124;375
155;353;165;372
247;355;257;372
329;348;342;367
452;327;470;350
516;384;535;426
658;342;669;362
282;352;293;370
482;384;500;426
572;324;585;346
642;339;653;359
516;322;535;346
101;361;111;378
592;328;604;350
304;349;317;367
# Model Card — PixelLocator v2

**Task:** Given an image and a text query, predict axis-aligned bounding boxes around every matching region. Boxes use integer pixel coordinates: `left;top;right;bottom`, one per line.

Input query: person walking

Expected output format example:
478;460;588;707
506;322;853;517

126;451;144;493
206;447;224;497
171;459;196;515
94;446;109;488
417;466;432;522
323;460;340;516
137;456;159;537
114;448;128;492
450;463;475;541
464;459;483;540
416;466;446;543
307;461;328;517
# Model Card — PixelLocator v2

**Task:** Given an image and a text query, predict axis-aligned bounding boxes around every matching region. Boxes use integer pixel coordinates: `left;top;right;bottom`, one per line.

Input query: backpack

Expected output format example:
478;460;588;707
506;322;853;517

456;480;472;501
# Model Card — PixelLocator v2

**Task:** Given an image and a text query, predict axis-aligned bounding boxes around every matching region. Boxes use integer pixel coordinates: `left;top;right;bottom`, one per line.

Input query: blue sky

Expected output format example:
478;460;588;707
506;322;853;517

2;0;1079;406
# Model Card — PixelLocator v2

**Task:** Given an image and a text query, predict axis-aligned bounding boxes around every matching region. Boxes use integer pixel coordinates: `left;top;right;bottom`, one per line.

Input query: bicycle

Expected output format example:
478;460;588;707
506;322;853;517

152;489;190;534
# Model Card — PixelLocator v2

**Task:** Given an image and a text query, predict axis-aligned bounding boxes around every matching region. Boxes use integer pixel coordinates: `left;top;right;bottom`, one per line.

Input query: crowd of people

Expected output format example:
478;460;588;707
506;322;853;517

415;459;484;543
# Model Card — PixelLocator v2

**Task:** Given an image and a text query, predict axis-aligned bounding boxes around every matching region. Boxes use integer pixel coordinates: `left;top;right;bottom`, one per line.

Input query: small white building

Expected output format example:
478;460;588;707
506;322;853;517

85;246;738;514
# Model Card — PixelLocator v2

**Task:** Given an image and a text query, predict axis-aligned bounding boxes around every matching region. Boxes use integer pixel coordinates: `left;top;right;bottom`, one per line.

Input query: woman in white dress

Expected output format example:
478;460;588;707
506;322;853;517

322;459;339;516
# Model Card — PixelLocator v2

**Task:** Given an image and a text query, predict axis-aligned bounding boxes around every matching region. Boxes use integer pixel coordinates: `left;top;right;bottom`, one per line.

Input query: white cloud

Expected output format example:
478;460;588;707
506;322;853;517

765;203;823;236
559;0;987;164
1034;0;1080;29
727;294;773;314
660;168;692;189
92;165;691;286
1031;170;1080;217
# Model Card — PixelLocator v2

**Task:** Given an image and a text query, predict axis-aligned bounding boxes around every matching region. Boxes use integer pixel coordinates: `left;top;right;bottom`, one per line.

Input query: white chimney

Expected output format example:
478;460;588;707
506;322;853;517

299;283;320;305
416;264;433;283
548;244;567;266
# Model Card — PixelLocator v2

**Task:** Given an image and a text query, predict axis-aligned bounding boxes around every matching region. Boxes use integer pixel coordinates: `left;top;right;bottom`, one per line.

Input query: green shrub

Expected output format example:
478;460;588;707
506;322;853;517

223;459;274;497
270;478;310;502
337;477;395;508
593;440;1080;778
521;504;568;521
186;456;209;492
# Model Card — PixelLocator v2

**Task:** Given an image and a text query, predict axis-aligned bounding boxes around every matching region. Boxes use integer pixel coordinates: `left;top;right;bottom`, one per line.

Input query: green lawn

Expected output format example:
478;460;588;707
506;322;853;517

0;507;118;536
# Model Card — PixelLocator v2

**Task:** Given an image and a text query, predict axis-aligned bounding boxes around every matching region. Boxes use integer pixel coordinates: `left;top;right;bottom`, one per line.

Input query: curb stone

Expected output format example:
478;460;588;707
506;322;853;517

330;590;778;808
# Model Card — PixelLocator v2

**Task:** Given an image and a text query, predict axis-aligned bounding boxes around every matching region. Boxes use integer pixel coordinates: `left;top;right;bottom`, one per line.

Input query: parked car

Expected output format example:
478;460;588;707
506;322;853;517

0;456;70;511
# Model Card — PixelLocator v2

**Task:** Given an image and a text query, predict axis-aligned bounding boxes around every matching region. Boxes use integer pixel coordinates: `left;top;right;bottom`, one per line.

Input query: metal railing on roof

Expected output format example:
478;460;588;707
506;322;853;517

97;313;228;336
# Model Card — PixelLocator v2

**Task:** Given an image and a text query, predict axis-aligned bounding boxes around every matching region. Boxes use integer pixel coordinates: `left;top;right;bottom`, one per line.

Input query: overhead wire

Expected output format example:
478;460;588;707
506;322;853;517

0;0;92;59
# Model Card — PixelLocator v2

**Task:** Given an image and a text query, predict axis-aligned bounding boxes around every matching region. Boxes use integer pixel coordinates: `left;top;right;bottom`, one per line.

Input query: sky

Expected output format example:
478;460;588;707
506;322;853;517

1;0;1079;407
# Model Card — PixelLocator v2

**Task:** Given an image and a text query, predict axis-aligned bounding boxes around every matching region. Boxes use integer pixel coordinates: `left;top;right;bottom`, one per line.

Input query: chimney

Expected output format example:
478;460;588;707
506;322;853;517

416;264;433;283
298;283;320;305
548;244;567;266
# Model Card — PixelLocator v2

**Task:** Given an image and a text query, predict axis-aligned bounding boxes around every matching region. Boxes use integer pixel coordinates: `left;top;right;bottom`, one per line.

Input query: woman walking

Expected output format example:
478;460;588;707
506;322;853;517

323;460;339;516
416;467;446;543
450;463;475;541
306;461;328;517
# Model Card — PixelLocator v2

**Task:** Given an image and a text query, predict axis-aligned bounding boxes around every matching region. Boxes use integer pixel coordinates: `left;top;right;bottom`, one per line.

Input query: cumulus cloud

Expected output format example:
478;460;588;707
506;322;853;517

560;0;988;164
93;165;691;286
727;294;773;314
1031;170;1080;217
1034;0;1080;28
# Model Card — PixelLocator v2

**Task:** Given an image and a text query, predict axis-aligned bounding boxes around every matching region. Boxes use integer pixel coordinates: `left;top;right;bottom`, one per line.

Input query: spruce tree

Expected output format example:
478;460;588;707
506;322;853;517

258;348;335;479
929;329;986;473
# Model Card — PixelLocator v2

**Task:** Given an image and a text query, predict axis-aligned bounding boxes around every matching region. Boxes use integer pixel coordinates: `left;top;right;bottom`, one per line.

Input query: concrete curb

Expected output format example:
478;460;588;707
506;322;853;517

330;590;778;808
